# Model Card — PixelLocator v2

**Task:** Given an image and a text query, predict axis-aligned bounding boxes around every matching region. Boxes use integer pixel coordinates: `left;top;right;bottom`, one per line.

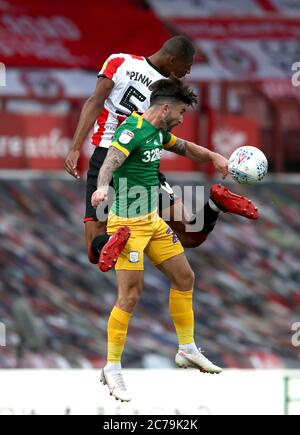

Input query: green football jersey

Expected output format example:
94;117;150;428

110;112;176;218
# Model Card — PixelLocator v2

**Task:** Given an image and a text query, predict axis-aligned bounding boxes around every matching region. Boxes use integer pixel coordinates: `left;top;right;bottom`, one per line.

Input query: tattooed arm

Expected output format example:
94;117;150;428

168;137;229;178
168;137;213;161
97;146;127;188
91;146;127;208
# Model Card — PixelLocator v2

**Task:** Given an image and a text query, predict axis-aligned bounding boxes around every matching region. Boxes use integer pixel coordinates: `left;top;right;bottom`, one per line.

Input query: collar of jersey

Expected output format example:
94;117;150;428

145;58;169;78
132;112;160;132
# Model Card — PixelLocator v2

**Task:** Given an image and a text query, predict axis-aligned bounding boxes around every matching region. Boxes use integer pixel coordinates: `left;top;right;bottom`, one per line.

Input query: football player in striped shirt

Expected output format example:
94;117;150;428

65;36;259;271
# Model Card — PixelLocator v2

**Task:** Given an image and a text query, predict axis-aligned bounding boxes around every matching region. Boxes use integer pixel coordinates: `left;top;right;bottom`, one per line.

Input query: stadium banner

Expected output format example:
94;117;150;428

211;113;260;157
0;112;259;173
0;112;202;173
147;0;264;17
261;78;300;99
0;369;299;415
147;0;300;17
160;112;199;172
0;113;91;171
1;68;97;98
0;0;170;69
155;16;300;81
159;111;260;173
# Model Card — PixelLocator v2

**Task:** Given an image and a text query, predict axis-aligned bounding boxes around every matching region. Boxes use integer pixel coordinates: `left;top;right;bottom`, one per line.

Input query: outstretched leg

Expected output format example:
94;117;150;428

161;184;259;248
163;198;219;248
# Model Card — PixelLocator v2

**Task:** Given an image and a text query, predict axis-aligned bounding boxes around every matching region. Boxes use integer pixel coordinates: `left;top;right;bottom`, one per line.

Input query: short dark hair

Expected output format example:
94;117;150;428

149;75;198;107
161;36;195;61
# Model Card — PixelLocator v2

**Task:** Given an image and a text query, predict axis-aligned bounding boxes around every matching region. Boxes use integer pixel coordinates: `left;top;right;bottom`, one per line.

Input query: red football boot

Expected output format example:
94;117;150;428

210;184;259;220
99;226;131;272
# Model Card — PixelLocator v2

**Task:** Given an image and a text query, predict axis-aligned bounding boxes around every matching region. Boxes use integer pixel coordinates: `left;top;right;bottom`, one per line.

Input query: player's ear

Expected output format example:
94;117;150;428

161;103;170;117
168;55;176;65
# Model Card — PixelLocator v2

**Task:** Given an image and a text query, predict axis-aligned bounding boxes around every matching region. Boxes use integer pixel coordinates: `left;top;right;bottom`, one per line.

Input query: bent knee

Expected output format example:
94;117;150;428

117;288;141;311
117;296;139;312
184;269;195;289
172;268;195;290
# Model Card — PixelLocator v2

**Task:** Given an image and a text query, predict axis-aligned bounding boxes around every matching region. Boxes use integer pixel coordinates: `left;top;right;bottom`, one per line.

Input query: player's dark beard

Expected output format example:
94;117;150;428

164;113;177;131
166;118;179;131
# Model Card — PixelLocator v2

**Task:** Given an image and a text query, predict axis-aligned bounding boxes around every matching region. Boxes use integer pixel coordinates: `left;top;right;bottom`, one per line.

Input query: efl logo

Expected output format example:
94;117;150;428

0;322;6;347
0;62;5;86
291;322;300;347
291;62;300;87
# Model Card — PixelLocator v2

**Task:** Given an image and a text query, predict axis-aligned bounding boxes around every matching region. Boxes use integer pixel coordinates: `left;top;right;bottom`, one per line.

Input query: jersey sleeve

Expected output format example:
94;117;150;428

98;54;125;82
111;125;139;157
162;131;177;149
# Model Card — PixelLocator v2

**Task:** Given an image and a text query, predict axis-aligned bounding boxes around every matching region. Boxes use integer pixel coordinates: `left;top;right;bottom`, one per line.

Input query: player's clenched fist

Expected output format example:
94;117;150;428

91;187;109;208
64;150;80;179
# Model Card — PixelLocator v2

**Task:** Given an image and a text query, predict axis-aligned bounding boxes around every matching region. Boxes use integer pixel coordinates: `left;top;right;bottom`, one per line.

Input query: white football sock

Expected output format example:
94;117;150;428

179;343;198;354
105;362;122;373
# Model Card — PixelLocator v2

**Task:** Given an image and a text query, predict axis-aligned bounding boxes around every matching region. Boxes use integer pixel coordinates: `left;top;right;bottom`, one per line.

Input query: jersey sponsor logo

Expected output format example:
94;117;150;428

119;129;135;144
126;71;153;88
129;251;139;263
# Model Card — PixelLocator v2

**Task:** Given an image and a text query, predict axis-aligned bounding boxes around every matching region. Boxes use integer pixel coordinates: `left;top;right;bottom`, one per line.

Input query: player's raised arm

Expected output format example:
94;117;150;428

166;137;229;179
91;115;140;208
64;77;114;179
91;147;127;208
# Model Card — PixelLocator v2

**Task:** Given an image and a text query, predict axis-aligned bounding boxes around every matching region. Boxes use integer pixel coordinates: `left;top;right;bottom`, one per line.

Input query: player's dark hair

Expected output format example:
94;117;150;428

161;36;195;61
149;75;198;107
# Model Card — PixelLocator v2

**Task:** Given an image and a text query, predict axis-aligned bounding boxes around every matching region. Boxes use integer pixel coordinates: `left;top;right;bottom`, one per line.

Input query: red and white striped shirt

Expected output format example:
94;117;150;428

91;53;167;148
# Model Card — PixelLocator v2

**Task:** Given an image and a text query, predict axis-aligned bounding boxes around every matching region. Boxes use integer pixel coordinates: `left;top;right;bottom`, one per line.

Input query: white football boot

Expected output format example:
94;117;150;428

100;366;131;402
175;348;222;374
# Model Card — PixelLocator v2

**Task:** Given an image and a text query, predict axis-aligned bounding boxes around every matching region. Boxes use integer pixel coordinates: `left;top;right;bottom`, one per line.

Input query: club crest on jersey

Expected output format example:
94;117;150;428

129;251;139;263
119;130;135;144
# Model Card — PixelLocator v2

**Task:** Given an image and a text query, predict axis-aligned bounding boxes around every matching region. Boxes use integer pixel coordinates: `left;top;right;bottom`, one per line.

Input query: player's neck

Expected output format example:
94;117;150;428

143;108;166;130
147;53;170;77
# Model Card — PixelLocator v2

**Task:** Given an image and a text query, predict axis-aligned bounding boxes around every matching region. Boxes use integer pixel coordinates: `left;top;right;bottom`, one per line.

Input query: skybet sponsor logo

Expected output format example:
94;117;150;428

0;62;5;86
